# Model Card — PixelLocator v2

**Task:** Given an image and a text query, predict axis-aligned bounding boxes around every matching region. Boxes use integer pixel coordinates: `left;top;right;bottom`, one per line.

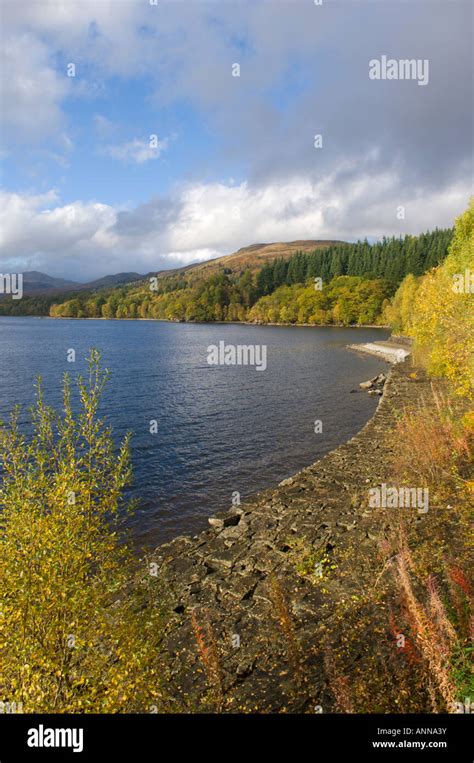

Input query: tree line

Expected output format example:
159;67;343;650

254;228;452;296
0;227;453;325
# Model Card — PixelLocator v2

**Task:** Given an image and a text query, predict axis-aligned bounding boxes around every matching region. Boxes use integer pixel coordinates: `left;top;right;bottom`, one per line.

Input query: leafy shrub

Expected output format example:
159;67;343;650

0;351;165;712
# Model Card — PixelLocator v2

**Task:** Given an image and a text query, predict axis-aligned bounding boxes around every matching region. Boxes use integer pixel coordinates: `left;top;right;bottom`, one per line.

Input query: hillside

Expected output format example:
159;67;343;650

15;271;78;294
3;241;342;299
148;240;344;283
0;229;454;321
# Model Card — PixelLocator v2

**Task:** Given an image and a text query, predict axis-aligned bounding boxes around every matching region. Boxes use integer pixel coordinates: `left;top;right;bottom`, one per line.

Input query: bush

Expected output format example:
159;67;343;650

0;351;165;713
393;385;472;493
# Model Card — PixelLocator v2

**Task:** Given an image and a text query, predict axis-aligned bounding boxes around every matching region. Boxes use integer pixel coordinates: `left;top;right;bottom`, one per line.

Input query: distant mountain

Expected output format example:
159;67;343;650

15;271;145;297
11;241;345;297
80;272;144;290
21;271;79;293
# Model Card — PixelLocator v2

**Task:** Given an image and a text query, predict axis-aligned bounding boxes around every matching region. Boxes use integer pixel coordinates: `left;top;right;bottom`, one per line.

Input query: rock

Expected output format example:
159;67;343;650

337;520;357;531
204;547;240;572
361;374;387;394
167;557;196;575
220;574;259;601
208;517;224;529
236;658;255;677
208;508;243;529
220;521;249;541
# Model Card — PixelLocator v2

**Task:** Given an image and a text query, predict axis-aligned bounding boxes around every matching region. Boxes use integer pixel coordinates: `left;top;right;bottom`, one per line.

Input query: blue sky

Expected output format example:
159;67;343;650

4;73;225;204
0;0;472;280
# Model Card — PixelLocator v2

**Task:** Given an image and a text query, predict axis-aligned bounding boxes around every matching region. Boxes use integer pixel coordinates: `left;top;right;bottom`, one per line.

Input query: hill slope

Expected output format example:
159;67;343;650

148;240;344;282
8;242;343;297
20;271;79;293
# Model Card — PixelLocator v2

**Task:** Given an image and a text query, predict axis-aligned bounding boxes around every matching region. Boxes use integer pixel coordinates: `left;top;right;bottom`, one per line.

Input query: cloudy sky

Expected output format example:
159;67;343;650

0;0;472;281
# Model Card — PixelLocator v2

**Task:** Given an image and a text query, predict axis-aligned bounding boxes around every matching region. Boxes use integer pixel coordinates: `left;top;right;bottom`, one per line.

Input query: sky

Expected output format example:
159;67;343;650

0;0;472;281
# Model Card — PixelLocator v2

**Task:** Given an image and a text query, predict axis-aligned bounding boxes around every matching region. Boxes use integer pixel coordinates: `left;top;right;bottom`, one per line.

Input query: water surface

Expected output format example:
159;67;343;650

0;318;390;546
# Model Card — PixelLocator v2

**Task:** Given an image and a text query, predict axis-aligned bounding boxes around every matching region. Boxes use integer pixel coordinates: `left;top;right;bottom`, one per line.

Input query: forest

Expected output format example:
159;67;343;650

0;227;453;326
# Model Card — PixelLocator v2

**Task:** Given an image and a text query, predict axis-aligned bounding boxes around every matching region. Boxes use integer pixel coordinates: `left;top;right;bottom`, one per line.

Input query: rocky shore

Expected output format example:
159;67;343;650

346;335;412;364
353;372;387;396
150;357;429;712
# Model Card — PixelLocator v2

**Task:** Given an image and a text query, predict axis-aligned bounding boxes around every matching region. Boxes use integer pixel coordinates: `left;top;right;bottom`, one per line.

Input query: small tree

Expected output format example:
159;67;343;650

0;351;165;713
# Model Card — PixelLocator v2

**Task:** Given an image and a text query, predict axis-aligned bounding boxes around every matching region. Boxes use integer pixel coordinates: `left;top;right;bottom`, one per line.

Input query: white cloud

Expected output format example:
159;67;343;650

102;137;168;165
0;33;69;142
0;178;469;282
0;190;116;270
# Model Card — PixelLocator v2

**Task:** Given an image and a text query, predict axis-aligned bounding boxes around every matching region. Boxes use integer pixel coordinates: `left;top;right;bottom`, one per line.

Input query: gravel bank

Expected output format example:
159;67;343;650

148;360;433;712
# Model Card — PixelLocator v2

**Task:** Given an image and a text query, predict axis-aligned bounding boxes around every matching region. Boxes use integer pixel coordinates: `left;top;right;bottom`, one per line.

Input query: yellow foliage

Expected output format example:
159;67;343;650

0;351;165;713
382;273;419;333
385;199;474;398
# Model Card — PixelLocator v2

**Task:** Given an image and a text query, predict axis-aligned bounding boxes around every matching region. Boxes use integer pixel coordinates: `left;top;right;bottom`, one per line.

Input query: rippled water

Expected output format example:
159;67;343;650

0;317;390;546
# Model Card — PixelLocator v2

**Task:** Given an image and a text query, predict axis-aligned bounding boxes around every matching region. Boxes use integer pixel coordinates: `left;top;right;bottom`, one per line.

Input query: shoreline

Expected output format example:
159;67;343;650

149;359;426;711
346;339;412;364
3;314;390;330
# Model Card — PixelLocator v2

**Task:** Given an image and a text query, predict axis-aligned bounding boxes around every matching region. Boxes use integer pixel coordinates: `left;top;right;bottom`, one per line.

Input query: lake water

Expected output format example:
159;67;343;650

0;318;390;547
